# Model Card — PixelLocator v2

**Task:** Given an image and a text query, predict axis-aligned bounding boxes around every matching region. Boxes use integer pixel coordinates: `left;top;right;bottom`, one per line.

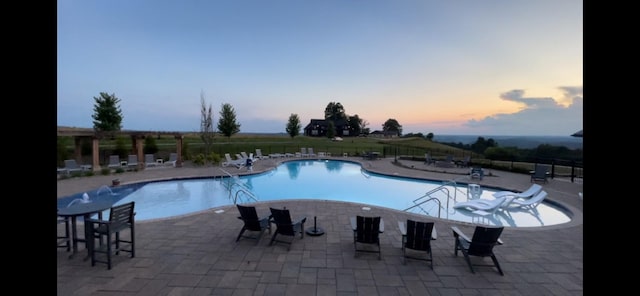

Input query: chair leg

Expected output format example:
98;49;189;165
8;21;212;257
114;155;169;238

130;224;135;258
106;232;112;270
115;231;120;255
453;239;460;256
58;217;71;252
491;254;504;276
85;222;97;267
236;227;247;242
353;237;358;258
462;251;475;274
402;247;407;265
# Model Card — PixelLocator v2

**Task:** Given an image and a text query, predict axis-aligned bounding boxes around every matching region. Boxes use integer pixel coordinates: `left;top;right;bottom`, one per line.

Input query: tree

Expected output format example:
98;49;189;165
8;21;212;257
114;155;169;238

326;121;336;139
113;136;129;158
324;102;346;122
200;92;215;154
286;113;301;138
347;115;362;136
143;136;159;154
382;118;402;136
360;118;370;135
92;92;123;132
426;132;434;141
471;137;497;154
217;103;241;138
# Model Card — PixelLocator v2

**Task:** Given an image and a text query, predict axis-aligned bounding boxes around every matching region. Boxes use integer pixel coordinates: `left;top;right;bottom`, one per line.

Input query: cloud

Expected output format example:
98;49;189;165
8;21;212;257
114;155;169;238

463;86;583;136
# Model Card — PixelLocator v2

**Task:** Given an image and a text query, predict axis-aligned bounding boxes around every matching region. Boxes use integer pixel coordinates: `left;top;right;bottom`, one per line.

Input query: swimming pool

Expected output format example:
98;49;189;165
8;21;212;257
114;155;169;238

57;159;571;227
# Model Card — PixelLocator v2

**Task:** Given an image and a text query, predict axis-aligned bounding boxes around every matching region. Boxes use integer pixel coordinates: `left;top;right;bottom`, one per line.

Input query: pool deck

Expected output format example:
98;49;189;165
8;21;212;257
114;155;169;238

57;157;583;295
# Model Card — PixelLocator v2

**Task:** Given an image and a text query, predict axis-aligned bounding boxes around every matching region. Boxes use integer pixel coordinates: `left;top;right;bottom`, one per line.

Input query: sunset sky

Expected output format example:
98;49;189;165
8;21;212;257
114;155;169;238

57;0;582;136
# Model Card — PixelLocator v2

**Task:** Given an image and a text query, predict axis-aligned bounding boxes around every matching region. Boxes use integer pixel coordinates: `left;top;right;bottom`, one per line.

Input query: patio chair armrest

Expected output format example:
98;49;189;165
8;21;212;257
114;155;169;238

85;218;108;225
294;217;307;226
350;217;357;231
398;221;406;236
451;226;471;243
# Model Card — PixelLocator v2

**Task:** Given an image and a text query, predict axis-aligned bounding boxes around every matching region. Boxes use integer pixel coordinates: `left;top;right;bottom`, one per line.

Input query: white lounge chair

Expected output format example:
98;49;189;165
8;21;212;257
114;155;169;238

222;153;244;168
307;148;317;157
61;159;85;175
144;154;158;168
492;184;543;200
453;196;508;216
107;155;121;169
255;149;269;159
240;151;250;160
127;155;139;170
502;190;547;210
164;153;178;167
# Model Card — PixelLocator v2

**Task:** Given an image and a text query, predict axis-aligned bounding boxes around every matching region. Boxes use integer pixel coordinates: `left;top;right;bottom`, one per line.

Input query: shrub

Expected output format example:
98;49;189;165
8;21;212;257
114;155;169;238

192;153;207;166
114;136;129;158
101;168;111;175
81;139;92;156
115;167;125;174
207;152;221;165
144;136;159;154
182;141;190;160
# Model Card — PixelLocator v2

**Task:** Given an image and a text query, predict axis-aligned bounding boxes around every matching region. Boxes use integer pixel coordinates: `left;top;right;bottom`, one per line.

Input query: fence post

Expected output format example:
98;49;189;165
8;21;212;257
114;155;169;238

571;160;575;183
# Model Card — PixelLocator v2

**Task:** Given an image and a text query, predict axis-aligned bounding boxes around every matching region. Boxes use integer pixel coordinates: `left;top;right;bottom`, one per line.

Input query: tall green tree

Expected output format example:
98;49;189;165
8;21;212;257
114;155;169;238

326;121;336;138
360;118;370;135
286;113;301;138
113;136;129;158
426;132;434;141
471;137;497;154
217;103;241;138
200;91;215;154
324;102;346;122
92;92;123;132
382;118;402;136
143;136;159;154
347;114;363;136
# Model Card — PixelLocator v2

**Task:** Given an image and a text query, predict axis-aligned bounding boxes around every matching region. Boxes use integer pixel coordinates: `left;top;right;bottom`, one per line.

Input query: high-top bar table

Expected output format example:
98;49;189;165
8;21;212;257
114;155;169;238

57;201;113;258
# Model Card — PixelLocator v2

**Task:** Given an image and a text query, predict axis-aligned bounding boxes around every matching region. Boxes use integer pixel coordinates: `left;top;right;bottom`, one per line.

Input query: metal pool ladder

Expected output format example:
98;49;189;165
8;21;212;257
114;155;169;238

218;168;258;204
403;179;465;218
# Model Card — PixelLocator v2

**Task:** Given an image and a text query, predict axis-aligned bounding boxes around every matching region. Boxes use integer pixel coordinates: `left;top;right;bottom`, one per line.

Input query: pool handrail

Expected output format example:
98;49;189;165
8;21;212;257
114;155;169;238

219;168;258;203
405;196;441;218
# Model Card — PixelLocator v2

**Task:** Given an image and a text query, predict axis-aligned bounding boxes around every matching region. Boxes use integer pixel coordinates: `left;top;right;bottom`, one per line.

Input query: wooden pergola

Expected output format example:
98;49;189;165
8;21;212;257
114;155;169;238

57;126;184;171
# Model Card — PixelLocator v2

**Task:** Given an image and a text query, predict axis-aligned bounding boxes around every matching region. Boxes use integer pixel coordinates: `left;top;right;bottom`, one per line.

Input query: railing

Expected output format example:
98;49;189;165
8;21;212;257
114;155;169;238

405;184;450;218
218;168;258;204
234;188;258;204
404;196;442;218
360;169;371;178
403;178;469;218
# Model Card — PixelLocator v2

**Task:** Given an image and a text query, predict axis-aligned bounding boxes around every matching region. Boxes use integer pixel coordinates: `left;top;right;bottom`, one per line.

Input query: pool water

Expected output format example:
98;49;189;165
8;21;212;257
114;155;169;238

58;159;571;227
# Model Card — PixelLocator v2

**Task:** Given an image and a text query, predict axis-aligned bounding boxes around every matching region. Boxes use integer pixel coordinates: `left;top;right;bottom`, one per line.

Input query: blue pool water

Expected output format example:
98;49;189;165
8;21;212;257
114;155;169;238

57;160;571;227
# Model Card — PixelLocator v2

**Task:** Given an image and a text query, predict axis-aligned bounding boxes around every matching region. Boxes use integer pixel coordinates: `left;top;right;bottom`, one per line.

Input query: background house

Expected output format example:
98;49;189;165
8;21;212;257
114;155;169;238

304;119;352;137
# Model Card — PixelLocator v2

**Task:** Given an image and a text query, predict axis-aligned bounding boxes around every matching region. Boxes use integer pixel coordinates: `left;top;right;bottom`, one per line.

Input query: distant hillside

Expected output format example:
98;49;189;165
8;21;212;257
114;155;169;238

433;135;583;150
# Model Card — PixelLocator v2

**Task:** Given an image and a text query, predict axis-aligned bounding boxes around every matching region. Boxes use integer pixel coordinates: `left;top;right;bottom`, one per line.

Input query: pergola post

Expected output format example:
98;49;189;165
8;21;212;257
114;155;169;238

91;137;101;172
135;136;144;170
